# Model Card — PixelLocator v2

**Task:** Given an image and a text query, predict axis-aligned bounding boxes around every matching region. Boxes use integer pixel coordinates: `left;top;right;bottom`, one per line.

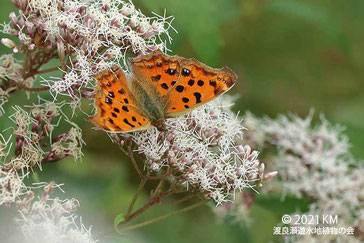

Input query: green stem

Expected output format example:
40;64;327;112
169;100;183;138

126;177;147;217
34;66;60;75
119;200;207;232
17;83;50;92
127;146;144;179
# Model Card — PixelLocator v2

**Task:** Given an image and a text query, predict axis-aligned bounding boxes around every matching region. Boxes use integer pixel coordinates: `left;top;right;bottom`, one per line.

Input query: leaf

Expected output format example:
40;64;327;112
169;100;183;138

114;213;126;233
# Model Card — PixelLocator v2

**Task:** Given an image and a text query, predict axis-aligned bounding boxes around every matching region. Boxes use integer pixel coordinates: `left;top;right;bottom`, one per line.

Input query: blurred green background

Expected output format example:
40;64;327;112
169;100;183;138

1;0;363;243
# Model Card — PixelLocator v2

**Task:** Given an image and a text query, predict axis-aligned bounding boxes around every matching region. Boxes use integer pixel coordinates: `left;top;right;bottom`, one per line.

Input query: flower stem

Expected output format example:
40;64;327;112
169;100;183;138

17;83;50;92
126;146;144;179
119;200;207;232
126;177;147;217
34;66;60;75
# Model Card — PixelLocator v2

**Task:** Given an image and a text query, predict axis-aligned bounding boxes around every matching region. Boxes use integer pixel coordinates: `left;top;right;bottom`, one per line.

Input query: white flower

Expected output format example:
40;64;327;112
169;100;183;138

130;98;263;205
6;0;175;102
243;111;364;243
15;184;96;243
0;171;29;205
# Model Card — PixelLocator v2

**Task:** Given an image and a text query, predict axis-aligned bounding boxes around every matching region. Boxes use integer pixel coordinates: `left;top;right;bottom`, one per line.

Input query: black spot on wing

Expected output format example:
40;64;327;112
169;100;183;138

182;97;189;103
123;118;135;128
197;80;204;86
182;68;190;77
113;108;120;113
209;80;217;87
108;91;115;98
105;97;112;104
176;85;184;93
122;106;129;112
161;83;168;89
194;92;202;104
151;75;161;81
111;112;117;118
188;79;195;86
166;68;176;75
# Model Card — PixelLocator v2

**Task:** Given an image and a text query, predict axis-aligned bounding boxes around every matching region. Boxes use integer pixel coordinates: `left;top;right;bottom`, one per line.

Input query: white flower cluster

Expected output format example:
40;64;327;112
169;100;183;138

0;170;29;206
0;100;92;243
243;111;364;243
0;101;84;200
4;0;175;103
131;99;264;205
7;102;84;172
11;183;96;243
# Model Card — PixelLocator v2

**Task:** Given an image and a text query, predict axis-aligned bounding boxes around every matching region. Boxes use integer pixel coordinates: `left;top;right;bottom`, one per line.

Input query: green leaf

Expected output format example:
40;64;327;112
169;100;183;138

114;213;126;233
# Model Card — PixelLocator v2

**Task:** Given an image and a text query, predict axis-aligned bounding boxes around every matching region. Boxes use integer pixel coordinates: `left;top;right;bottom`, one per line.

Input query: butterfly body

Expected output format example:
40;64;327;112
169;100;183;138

129;76;167;130
89;50;237;133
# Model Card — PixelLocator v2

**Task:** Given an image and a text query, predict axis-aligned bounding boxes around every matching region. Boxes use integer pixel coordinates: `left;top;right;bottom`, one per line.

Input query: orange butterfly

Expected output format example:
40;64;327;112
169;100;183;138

89;50;237;132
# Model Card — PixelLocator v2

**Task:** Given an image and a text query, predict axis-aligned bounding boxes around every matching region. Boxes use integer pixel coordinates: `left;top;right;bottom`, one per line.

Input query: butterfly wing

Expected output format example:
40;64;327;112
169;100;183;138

165;58;238;117
129;50;182;97
89;66;151;133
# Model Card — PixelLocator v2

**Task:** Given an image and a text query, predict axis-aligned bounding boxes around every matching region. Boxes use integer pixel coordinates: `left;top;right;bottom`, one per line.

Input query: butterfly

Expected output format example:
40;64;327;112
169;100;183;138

88;50;238;133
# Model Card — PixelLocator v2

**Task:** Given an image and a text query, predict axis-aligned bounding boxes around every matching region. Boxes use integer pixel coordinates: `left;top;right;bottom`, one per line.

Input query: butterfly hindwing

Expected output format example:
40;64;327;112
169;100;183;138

165;58;237;116
129;50;182;97
89;67;151;132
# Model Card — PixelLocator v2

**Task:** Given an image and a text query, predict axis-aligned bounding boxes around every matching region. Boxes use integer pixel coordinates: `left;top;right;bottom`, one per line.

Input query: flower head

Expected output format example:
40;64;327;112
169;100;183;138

129;98;264;205
3;0;175;104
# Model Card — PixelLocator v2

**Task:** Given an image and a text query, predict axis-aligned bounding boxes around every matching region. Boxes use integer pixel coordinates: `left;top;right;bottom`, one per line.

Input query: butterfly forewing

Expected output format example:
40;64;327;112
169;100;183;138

165;59;237;116
89;67;151;132
129;50;182;97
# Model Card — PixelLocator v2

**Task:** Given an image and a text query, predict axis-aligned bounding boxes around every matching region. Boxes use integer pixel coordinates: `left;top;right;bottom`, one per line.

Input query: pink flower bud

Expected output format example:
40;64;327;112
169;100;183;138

20;0;28;11
56;37;65;63
264;171;278;180
1;38;18;53
11;0;19;8
9;12;18;27
141;30;155;39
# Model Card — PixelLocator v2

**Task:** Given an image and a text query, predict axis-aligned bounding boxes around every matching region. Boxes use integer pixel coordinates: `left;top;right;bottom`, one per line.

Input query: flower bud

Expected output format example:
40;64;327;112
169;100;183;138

264;171;278;180
1;38;19;53
9;12;18;27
